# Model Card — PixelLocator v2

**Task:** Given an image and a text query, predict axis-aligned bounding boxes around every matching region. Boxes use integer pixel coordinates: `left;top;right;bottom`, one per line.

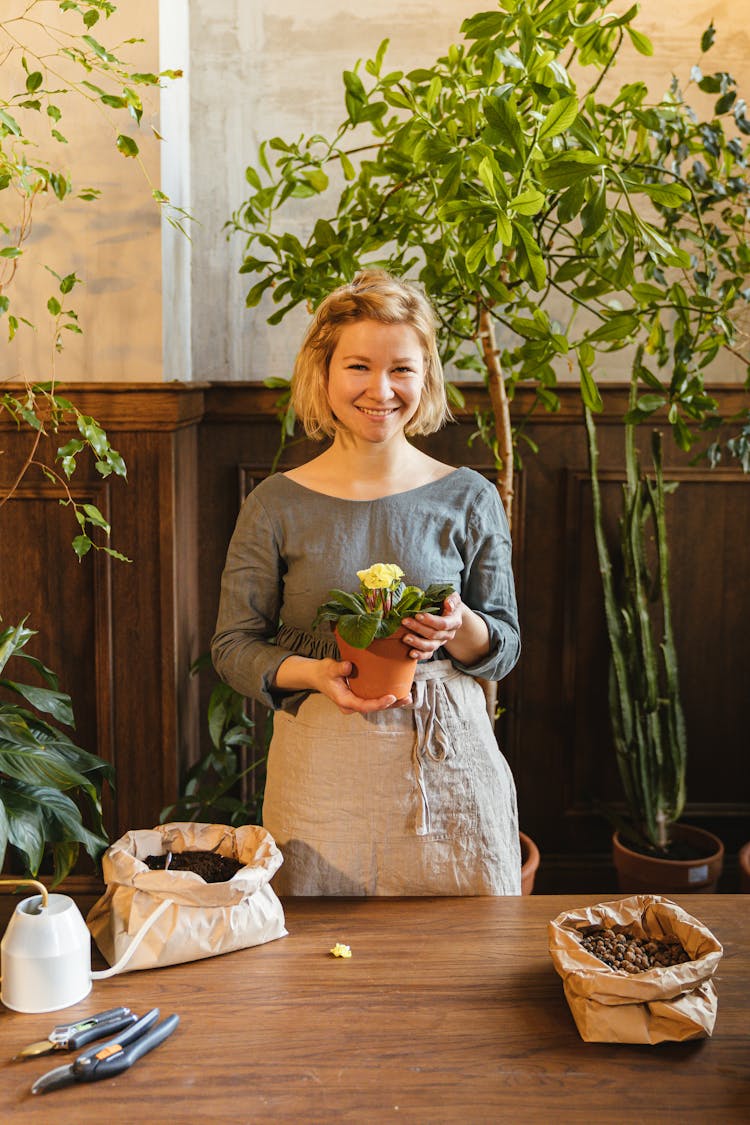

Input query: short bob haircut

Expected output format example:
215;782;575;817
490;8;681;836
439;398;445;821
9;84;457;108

291;269;451;439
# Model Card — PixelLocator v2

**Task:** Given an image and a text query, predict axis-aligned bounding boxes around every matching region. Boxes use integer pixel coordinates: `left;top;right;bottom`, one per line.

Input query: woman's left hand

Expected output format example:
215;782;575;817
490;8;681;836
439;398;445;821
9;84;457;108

400;593;463;661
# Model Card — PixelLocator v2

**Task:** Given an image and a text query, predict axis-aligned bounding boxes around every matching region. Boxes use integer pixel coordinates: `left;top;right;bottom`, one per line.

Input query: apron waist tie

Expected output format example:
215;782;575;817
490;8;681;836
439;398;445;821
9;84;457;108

410;662;461;836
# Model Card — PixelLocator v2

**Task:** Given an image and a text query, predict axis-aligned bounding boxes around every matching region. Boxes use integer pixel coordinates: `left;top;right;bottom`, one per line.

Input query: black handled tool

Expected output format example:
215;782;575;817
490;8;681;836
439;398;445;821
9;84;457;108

31;1008;179;1095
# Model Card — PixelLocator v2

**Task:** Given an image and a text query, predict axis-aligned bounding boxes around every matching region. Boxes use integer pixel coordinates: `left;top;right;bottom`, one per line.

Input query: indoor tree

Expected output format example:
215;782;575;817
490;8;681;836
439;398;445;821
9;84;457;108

229;0;749;522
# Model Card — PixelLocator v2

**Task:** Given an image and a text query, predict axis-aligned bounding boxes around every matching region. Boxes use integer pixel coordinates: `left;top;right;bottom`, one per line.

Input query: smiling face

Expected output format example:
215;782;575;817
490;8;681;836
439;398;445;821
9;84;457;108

326;319;426;444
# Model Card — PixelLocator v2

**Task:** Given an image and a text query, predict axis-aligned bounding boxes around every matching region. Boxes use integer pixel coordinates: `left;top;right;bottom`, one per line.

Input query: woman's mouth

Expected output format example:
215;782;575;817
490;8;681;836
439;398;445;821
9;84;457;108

356;405;399;417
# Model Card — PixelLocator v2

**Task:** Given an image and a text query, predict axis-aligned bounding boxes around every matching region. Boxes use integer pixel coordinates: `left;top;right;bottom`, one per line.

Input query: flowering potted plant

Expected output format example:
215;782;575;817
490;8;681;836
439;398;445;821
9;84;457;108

313;564;454;698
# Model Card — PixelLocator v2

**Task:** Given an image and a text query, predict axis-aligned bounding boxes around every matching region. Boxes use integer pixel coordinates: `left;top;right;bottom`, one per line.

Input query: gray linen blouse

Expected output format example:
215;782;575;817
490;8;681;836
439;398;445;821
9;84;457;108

211;466;520;711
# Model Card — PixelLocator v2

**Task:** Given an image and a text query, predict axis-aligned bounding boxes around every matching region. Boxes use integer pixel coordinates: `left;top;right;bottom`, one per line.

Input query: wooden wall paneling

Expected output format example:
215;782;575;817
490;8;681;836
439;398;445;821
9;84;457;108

0;471;114;879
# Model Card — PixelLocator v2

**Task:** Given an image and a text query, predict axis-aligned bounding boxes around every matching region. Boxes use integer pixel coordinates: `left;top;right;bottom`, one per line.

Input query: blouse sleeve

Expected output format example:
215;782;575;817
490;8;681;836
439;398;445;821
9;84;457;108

450;477;521;681
211;489;302;710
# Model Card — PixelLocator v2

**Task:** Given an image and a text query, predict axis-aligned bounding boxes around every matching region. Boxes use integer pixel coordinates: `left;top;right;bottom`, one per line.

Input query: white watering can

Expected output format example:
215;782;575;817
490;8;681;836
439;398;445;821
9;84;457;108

0;879;172;1014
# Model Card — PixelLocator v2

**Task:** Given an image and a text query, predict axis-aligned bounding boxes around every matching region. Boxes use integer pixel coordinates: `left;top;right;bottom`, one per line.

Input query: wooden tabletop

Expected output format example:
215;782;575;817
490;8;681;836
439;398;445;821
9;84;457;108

1;894;748;1122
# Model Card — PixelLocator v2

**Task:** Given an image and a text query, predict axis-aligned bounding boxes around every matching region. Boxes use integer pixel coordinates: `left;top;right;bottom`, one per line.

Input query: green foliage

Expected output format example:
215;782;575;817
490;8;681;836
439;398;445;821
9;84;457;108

0;620;114;885
229;0;750;480
0;0;188;345
1;380;129;560
161;658;266;828
314;580;455;648
585;371;686;852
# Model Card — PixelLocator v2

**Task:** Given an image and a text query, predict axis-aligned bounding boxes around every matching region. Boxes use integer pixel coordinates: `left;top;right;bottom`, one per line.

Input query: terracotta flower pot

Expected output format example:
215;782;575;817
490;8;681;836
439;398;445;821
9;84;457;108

519;831;540;896
612;824;724;894
335;626;418;700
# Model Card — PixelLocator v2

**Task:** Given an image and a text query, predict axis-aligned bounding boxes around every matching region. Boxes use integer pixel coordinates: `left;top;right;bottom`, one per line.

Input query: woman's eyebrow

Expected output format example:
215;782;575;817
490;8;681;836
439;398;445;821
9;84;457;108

341;353;419;362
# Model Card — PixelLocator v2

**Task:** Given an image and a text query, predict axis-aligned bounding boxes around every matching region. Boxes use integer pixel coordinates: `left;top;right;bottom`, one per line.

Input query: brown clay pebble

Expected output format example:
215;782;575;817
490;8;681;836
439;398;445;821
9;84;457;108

579;926;691;972
145;850;242;882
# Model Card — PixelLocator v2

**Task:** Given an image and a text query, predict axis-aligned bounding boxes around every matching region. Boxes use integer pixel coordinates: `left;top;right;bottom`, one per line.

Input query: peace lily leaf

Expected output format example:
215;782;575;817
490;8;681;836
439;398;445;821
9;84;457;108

0;681;74;726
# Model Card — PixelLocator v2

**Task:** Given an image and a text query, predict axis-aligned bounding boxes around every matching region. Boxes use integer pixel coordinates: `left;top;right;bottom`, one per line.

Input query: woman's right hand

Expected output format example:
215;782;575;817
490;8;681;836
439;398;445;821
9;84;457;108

313;658;408;714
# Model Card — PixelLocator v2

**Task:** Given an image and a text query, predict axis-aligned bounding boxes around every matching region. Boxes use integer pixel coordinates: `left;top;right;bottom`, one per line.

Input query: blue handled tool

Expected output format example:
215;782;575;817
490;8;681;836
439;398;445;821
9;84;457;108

31;1008;179;1095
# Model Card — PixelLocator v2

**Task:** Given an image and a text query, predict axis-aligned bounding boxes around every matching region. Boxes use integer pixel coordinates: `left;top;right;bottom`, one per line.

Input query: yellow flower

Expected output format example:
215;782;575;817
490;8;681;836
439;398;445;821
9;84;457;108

330;942;352;958
356;563;404;590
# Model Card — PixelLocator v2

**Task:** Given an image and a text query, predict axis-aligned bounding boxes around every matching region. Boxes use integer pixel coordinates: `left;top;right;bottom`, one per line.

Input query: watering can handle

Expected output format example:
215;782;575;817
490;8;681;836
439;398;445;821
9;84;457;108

91;897;174;979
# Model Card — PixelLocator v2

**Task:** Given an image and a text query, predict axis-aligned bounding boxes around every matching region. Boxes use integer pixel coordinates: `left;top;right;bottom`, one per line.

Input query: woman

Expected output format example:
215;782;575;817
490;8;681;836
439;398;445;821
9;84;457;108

212;270;522;895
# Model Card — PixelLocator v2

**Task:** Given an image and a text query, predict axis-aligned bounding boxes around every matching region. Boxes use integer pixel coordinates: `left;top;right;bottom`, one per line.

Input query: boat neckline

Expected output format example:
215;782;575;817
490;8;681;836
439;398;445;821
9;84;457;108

277;466;466;502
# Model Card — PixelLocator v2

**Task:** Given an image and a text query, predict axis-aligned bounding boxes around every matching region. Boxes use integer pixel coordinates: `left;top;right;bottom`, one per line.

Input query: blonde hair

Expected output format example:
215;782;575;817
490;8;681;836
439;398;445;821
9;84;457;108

291;270;451;439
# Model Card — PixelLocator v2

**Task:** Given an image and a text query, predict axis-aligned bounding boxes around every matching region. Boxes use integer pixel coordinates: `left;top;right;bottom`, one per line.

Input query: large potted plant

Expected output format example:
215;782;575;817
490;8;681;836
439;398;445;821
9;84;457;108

585;370;724;892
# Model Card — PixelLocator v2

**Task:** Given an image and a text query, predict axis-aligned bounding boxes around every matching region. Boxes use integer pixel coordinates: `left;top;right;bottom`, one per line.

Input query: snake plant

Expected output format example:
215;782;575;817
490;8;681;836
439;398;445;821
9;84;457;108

585;373;687;854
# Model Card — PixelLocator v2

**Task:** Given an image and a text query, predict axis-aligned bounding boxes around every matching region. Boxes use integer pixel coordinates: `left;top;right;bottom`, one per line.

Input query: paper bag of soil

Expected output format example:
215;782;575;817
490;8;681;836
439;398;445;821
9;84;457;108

548;894;722;1044
87;822;287;973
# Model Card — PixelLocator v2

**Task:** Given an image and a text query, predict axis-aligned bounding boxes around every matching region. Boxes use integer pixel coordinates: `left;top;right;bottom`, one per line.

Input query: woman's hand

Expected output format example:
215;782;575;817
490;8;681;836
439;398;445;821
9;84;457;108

311;657;411;715
400;593;464;661
401;593;491;666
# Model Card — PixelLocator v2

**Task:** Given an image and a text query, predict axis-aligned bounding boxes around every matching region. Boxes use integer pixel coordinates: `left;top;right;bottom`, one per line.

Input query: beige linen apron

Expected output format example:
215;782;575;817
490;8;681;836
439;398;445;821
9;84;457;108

263;660;521;895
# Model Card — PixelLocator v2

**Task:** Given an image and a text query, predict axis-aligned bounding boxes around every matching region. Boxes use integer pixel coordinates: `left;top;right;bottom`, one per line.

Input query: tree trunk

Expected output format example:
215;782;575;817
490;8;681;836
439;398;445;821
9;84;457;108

478;306;514;531
477;306;515;725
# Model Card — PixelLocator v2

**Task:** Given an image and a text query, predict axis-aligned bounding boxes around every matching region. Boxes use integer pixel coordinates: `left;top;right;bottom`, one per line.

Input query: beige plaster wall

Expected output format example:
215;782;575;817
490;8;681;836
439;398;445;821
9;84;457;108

0;0;162;383
1;1;748;384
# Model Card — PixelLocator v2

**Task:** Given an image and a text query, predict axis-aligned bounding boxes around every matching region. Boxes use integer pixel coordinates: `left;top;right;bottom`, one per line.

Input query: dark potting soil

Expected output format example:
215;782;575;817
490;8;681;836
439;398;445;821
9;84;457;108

621;837;712;862
144;850;242;882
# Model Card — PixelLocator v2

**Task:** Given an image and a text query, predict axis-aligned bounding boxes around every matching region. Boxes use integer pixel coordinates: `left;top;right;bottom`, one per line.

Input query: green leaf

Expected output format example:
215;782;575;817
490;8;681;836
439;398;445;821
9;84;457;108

116;134;139;158
540;150;605;190
82;34;117;63
513;223;546;290
631;181;691;208
701;22;716;52
25;71;43;93
586;312;639;343
82;504;110;532
538;96;579;141
245;166;262;190
72;535;93;559
335;613;381;648
626;27;654;56
466;234;490;274
0;681;74;726
510;188;545;216
47;297;62;316
579;364;603;412
0;109;22;135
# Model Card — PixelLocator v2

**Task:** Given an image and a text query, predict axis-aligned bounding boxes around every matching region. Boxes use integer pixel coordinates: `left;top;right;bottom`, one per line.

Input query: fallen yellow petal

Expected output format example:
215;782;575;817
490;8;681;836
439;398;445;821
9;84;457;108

330;942;352;958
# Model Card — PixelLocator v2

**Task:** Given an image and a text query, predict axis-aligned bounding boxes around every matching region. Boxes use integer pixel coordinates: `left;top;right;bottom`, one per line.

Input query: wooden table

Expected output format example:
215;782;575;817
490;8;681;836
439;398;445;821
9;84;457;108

1;895;748;1121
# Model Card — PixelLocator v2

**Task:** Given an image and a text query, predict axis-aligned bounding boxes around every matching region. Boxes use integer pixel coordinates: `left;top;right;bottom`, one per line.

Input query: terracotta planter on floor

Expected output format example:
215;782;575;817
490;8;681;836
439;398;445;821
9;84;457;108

612;824;724;894
335;626;418;700
519;831;540;896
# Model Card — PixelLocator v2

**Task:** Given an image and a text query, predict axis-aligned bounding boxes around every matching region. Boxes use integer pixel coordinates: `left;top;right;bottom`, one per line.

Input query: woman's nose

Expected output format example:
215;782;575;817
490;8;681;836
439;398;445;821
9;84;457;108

366;368;393;398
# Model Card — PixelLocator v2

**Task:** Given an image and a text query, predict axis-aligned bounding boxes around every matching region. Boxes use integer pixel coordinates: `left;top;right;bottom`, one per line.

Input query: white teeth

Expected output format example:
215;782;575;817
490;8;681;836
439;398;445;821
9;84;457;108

358;407;396;416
